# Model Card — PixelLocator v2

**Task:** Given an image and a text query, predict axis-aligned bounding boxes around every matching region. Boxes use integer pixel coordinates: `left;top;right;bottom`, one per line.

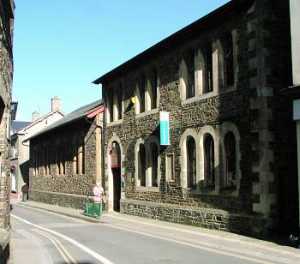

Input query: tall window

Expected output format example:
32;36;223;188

138;144;146;186
139;75;146;113
46;146;50;175
73;141;78;174
204;134;215;187
33;149;38;176
78;138;85;174
117;84;123;120
150;143;159;187
187;136;196;189
223;32;234;87
107;90;113;122
166;154;175;182
186;50;195;99
205;44;213;93
81;140;85;174
151;69;158;109
224;132;236;185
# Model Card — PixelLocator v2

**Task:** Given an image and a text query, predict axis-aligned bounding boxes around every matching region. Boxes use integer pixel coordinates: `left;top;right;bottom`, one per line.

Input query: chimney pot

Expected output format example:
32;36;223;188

51;96;61;112
32;111;40;122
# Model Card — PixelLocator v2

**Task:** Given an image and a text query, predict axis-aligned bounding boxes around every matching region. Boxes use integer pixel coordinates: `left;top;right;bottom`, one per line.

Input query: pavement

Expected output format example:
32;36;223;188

9;199;300;264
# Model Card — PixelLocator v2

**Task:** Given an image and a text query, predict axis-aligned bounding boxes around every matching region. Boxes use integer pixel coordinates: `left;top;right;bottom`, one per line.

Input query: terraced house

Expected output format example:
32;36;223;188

94;0;297;238
0;0;14;261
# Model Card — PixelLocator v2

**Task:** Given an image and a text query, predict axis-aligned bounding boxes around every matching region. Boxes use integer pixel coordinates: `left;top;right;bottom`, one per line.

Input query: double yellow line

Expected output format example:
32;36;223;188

33;228;77;264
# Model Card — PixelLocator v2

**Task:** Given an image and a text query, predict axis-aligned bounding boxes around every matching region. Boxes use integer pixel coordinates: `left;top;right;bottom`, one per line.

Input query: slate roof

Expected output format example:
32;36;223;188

28;100;103;141
11;121;31;135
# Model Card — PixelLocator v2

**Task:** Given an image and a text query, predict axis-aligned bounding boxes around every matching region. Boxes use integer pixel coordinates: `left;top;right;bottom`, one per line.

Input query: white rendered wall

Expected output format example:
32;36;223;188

290;0;300;86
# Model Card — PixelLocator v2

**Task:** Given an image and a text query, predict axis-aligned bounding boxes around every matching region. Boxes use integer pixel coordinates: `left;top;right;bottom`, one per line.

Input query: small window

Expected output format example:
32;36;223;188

205;44;213;93
166;154;175;182
204;134;215;187
151;70;158;109
224;132;236;185
107;90;113;123
117;84;123;120
187;136;196;189
139;75;146;113
138;144;146;186
223;32;234;87
186;50;195;99
150;143;159;187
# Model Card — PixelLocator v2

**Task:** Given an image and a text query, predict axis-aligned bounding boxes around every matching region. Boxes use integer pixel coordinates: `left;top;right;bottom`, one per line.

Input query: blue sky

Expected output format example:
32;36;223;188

13;0;229;121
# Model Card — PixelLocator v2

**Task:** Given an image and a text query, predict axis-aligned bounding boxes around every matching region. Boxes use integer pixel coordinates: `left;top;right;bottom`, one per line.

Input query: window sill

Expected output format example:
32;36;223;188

136;108;159;119
181;86;237;106
136;186;159;192
220;185;238;196
187;185;217;195
107;119;123;127
182;91;217;105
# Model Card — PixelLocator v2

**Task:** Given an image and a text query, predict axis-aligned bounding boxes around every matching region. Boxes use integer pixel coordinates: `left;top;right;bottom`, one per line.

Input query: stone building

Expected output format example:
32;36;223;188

10;97;64;200
94;0;296;238
283;0;300;238
0;0;14;261
28;100;104;209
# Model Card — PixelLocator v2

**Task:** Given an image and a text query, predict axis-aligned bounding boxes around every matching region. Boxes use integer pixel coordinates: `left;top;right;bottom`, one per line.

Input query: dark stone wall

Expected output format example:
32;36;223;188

29;119;99;209
102;0;295;238
0;0;14;260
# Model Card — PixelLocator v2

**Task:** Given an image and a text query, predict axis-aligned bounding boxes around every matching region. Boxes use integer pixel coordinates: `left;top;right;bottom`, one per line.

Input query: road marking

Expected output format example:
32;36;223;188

106;219;300;263
34;229;77;264
16;204;87;224
103;221;281;264
11;214;115;264
106;213;300;258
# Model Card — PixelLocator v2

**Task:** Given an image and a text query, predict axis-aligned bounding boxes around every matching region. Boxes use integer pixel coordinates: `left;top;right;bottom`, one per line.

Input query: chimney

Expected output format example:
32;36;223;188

32;111;40;122
51;96;61;112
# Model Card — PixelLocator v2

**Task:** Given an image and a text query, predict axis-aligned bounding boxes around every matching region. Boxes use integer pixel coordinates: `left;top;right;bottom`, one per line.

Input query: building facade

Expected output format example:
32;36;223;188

10;97;64;200
284;0;300;239
94;0;296;238
28;100;104;209
0;0;14;261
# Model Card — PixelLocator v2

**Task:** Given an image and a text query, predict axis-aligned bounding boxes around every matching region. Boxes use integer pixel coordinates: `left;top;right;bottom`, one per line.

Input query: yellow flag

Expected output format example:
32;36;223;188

131;96;137;104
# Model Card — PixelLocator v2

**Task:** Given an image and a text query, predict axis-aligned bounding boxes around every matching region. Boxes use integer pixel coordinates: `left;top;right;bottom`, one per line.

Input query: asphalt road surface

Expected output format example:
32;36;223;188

10;204;300;264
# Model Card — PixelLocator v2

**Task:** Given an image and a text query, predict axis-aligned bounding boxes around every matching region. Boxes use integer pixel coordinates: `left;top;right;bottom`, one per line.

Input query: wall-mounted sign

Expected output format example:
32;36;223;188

160;111;170;145
293;99;300;121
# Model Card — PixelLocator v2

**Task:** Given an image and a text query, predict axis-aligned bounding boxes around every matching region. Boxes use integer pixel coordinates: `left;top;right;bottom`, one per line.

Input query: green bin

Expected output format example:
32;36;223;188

84;202;102;218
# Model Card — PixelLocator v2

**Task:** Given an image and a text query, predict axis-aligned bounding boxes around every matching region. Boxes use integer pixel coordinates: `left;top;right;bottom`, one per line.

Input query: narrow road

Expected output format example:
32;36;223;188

10;204;300;264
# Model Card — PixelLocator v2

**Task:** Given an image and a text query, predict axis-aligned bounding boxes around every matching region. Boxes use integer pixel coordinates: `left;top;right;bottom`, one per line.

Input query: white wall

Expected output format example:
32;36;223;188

15;112;64;194
290;0;300;85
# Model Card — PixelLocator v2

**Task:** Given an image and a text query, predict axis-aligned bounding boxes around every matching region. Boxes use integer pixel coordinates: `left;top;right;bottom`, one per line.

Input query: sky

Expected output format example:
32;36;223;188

13;0;229;121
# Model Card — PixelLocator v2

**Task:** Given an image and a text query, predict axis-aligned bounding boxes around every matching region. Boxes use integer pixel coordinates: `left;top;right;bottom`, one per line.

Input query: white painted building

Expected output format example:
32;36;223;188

10;97;64;199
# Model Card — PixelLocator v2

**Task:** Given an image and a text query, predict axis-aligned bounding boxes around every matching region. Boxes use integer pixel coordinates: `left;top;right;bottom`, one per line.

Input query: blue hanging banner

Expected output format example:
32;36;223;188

160;112;170;145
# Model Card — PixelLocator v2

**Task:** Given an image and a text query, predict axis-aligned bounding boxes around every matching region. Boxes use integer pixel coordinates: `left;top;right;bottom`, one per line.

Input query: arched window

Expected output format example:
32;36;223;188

187;136;196;189
223;32;234;87
204;134;215;187
150;143;159;187
138;144;146;186
224;132;236;185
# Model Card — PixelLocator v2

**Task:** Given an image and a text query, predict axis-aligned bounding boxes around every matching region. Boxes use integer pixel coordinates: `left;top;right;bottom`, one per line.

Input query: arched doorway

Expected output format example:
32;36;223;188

110;142;121;211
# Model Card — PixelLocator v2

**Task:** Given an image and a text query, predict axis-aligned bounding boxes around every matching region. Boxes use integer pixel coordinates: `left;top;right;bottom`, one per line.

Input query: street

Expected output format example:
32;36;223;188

9;203;300;264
